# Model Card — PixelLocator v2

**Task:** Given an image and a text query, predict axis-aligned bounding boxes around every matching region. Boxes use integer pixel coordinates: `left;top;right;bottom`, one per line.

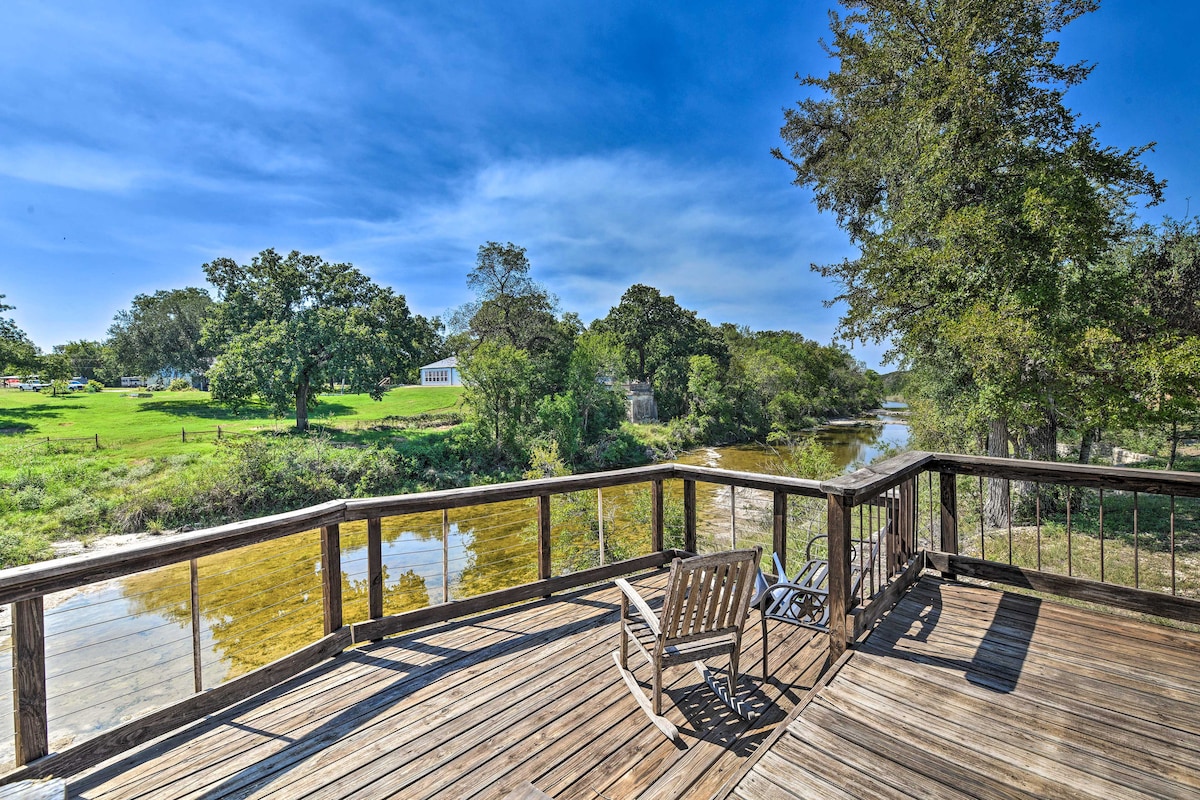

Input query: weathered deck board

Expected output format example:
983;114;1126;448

725;576;1200;800
69;569;828;800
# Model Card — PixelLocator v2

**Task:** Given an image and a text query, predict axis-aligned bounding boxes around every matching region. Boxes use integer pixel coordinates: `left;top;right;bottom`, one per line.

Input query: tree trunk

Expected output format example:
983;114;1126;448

1169;420;1179;470
1078;427;1099;464
984;418;1010;529
295;382;310;431
1012;418;1057;516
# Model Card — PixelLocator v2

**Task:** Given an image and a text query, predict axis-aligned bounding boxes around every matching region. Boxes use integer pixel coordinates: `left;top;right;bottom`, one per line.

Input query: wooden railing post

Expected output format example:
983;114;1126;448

939;472;959;554
683;480;697;554
597;489;605;566
897;478;915;573
13;597;48;766
773;490;787;574
367;517;383;620
538;495;552;581
826;494;854;660
939;471;959;578
651;480;664;553
190;559;203;693
320;525;342;635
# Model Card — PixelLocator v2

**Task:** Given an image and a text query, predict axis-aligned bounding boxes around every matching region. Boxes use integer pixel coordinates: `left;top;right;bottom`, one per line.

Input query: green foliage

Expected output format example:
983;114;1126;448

54;340;120;385
777;0;1163;460
108;287;215;378
460;341;534;461
203;249;441;430
168;378;192;392
0;294;38;373
596;284;727;420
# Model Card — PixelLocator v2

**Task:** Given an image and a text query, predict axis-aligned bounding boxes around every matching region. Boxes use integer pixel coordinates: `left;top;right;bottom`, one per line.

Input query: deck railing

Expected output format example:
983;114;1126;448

820;452;1200;658
2;453;1197;784
0;462;843;783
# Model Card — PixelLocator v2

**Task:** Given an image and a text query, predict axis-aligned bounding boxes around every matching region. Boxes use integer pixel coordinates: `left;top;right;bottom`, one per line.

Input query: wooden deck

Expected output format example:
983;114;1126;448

67;569;829;800
726;576;1200;799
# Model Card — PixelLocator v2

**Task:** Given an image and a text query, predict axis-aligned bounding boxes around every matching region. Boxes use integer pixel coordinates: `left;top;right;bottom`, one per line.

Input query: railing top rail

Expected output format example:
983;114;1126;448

671;464;825;497
343;463;675;519
932;453;1200;498
821;450;938;503
6;449;1197;606
0;500;347;607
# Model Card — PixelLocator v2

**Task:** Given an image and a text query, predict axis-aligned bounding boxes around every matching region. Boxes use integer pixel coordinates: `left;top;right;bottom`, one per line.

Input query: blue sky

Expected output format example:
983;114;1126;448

2;1;1196;371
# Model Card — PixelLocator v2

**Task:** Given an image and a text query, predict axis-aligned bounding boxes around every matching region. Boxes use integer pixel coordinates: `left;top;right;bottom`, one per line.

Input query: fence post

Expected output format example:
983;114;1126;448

367;517;383;620
320;525;342;635
94;433;99;450
190;559;203;693
217;425;222;440
773;490;787;574
538;495;552;585
12;597;48;766
826;493;854;660
181;427;186;443
683;479;697;554
651;479;664;553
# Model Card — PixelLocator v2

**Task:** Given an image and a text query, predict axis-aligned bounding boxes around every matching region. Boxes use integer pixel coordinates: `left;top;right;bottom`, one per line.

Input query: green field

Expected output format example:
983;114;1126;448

0;386;464;456
0;386;467;565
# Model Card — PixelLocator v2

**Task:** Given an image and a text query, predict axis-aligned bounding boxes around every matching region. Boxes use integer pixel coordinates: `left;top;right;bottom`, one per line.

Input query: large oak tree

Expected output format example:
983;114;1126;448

203;249;437;430
777;0;1163;519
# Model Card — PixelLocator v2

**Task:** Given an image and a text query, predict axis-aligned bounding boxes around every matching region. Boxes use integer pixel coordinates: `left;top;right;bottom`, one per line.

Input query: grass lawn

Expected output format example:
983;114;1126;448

0;385;464;456
0;385;467;564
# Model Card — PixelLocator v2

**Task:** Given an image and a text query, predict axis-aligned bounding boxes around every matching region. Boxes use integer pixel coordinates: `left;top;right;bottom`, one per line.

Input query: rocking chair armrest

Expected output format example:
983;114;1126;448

615;578;661;636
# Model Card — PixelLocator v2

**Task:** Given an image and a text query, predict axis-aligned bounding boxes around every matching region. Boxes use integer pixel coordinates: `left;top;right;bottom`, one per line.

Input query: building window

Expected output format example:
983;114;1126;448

426;369;450;383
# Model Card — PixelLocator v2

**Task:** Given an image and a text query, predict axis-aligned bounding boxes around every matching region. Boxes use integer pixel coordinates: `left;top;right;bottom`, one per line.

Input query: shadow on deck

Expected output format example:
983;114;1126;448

724;576;1200;799
69;569;829;800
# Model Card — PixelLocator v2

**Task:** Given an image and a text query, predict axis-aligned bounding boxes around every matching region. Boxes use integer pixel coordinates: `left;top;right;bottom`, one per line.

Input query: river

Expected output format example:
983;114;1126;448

0;406;908;760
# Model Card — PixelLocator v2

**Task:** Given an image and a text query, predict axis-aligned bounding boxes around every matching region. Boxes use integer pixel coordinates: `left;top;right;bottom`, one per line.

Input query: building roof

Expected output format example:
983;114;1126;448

419;356;458;370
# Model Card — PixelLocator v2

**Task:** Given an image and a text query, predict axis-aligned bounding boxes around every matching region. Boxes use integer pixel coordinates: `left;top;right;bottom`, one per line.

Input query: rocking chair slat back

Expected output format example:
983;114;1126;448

661;550;760;641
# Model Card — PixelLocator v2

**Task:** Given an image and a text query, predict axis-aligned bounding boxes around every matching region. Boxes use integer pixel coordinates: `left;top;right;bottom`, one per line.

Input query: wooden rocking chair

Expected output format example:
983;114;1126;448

612;547;762;741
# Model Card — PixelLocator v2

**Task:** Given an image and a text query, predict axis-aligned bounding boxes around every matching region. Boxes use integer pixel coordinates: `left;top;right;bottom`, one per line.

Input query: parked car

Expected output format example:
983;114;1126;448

18;380;50;391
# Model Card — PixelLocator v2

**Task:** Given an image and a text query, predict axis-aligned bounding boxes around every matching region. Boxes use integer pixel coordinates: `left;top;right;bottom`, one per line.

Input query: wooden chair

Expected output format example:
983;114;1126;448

613;547;762;741
757;533;880;678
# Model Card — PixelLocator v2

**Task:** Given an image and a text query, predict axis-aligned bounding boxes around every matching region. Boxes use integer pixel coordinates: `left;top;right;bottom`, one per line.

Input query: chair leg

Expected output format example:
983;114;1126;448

760;611;769;684
652;659;663;716
619;597;628;669
729;649;740;698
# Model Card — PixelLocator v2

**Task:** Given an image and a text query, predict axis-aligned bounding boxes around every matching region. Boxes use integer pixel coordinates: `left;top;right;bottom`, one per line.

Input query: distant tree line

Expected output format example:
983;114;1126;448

452;242;881;470
2;241;879;468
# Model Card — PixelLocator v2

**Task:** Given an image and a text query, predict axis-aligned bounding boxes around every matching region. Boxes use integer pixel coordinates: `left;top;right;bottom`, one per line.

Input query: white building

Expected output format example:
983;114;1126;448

419;356;461;386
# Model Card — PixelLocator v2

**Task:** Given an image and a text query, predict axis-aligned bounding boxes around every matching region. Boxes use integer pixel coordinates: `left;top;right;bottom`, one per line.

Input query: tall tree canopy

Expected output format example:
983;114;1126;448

453;241;578;398
203;249;438;430
0;295;37;372
596;284;726;420
108;287;216;379
776;0;1163;468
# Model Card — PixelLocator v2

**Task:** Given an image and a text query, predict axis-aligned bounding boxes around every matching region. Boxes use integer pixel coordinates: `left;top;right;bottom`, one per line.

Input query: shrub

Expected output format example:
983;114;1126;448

168;378;192;392
87;380;104;393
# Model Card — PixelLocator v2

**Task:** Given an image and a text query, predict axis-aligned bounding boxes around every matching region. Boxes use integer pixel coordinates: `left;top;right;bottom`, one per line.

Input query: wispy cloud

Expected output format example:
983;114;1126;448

327;151;856;343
